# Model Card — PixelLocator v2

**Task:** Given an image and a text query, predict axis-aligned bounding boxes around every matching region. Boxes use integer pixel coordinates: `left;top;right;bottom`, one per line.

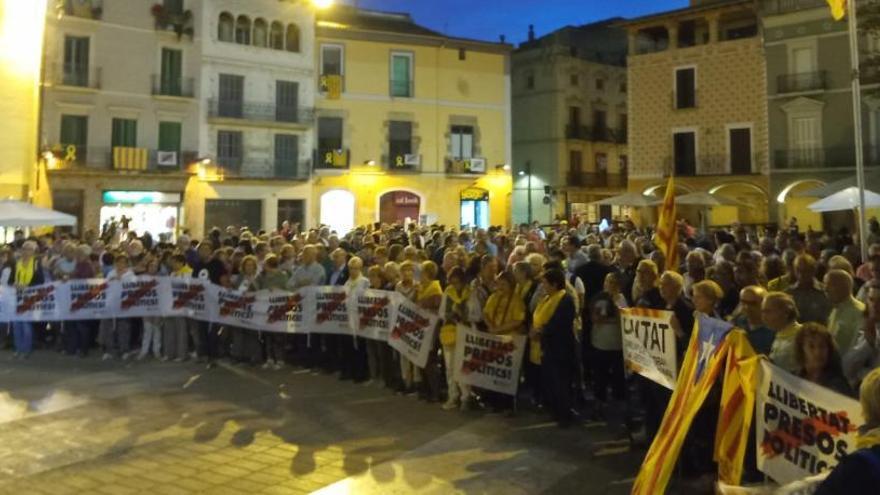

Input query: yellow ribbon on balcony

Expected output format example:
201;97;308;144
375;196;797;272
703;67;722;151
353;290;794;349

827;0;847;20
113;147;148;171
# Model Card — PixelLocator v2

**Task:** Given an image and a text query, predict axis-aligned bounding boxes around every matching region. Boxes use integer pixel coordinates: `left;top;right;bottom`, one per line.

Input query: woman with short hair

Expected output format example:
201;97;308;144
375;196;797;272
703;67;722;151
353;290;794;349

794;323;852;397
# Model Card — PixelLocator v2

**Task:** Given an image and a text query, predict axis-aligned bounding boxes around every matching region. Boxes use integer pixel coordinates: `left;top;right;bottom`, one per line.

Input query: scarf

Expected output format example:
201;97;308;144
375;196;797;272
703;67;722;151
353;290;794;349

15;257;35;286
444;285;470;306
857;425;880;450
515;281;533;301
173;265;193;277
777;322;801;341
417;280;442;302
440;285;470;347
485;292;515;328
533;289;567;332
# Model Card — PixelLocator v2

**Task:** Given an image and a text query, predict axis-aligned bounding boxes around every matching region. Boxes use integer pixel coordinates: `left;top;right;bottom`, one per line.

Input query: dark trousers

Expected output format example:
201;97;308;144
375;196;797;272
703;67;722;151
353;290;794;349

340;336;368;381
67;320;93;355
592;349;626;402
542;359;574;423
639;376;672;441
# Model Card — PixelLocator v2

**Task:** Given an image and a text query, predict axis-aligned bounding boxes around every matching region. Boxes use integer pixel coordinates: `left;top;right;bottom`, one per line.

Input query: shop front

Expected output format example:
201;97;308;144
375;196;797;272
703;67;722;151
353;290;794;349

100;190;182;239
460;187;489;229
378;190;421;225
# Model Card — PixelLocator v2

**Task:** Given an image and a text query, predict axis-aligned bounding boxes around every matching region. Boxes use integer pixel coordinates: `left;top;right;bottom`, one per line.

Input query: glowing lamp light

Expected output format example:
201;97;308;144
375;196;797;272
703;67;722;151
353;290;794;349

312;0;334;9
518;170;526;176
1;0;48;79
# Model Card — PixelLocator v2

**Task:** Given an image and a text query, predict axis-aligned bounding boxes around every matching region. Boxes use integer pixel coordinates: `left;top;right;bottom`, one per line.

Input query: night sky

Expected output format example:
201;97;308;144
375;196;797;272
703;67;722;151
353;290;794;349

352;0;689;44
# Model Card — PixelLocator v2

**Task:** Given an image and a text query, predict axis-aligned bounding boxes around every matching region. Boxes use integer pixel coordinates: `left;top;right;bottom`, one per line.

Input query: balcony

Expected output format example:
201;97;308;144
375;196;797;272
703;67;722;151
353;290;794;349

319;74;344;97
777;71;827;93
62;0;103;20
49;146;196;172
213;158;310;180
672;90;698;110
445;157;488;175
151;75;195;98
313;148;350;170
385;153;421;173
760;0;827;15
390;79;413;98
207;99;314;127
773;147;880;170
151;5;194;39
566;172;627;188
45;64;101;90
662;154;761;176
565;124;617;142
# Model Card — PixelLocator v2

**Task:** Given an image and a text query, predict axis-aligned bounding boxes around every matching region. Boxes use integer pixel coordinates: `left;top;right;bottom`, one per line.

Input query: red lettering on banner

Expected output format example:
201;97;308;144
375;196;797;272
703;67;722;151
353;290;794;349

359;297;390;329
120;280;158;310
16;286;54;314
316;292;347;324
172;284;204;309
219;294;255;317
267;294;303;323
70;283;108;312
460;342;516;375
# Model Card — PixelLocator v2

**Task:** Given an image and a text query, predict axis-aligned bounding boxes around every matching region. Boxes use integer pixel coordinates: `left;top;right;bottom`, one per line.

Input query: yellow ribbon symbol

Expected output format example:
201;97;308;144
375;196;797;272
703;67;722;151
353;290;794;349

64;145;77;162
395;155;404;168
325;152;333;165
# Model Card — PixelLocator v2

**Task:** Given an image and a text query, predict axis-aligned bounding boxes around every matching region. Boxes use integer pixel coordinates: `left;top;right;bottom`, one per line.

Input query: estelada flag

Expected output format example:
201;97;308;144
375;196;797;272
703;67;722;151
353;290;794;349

827;0;847;20
632;314;734;495
714;330;758;485
653;175;678;272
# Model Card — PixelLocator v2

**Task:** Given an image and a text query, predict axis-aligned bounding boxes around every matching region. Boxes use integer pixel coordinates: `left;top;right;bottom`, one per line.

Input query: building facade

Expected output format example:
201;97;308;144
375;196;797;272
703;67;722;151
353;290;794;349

191;0;316;238
759;0;879;232
0;0;47;205
42;0;201;238
512;21;628;226
623;0;771;228
312;6;512;234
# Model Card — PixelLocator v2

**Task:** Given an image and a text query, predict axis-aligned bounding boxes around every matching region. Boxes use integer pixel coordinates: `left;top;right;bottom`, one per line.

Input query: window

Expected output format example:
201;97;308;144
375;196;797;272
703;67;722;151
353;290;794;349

218;13;234;42
218;74;244;118
321;44;343;75
593;110;607;133
270;22;284;50
596;152;608;173
163;0;183;15
253;18;268;48
729;127;752;174
60;115;88;164
111;118;137;148
276;80;299;123
458;48;466;60
389;121;413;165
673;131;697;176
277;199;305;230
620;82;627;93
63;36;89;87
286;24;300;52
570;74;579;86
390;52;413;97
526;72;534;90
217;131;243;170
569;106;581;126
595;78;605;91
158;122;182;153
274;134;299;178
160;48;183;96
569;150;582;173
620;155;628;175
234;16;251;45
318;117;343;151
451;125;474;160
675;67;696;109
205;199;261;234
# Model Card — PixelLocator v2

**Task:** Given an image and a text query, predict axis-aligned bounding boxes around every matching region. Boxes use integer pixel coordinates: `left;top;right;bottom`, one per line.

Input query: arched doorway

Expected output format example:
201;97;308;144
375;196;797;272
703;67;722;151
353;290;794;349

708;182;769;227
319;190;355;235
777;180;827;232
461;187;489;229
378;190;420;225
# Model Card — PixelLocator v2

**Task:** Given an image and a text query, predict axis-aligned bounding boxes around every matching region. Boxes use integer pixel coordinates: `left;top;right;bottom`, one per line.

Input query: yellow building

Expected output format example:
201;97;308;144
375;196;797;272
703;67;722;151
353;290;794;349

0;0;47;203
312;6;512;233
623;0;770;228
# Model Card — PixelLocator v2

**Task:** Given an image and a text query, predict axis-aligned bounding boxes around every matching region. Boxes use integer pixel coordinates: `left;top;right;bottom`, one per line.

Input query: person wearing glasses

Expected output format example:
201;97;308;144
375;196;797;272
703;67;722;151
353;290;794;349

732;285;774;355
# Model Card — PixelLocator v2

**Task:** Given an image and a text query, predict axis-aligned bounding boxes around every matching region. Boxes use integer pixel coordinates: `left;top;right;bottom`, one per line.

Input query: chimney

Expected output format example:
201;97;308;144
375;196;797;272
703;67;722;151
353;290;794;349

528;24;535;42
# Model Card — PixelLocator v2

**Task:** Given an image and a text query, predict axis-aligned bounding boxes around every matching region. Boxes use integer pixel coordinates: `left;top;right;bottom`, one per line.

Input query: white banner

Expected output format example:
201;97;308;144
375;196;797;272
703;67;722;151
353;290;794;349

117;277;164;318
168;277;211;320
312;286;353;336
755;360;864;485
13;283;61;321
263;288;312;334
388;297;439;368
351;289;397;341
64;279;116;320
453;325;526;396
620;307;678;390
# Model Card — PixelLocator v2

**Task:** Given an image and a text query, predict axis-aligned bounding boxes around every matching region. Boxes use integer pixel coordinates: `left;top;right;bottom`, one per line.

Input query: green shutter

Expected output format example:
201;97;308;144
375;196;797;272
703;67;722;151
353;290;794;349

161;48;182;95
158;122;182;151
111;118;137;148
391;54;411;97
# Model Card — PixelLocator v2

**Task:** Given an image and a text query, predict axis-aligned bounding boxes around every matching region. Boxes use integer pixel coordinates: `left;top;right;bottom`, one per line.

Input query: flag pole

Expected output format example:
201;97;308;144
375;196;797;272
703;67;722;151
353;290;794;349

849;1;869;262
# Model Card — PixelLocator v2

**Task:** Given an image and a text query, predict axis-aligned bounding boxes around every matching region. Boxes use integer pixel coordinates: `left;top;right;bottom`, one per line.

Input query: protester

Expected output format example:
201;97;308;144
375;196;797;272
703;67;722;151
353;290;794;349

8;240;43;358
763;292;802;373
794;323;852;397
825;269;865;357
815;367;880;494
589;272;627;414
732;286;774;355
439;266;471;411
532;268;576;427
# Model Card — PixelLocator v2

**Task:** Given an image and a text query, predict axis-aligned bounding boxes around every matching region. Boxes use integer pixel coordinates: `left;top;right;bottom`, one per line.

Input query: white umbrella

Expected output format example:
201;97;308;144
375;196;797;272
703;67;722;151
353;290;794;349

589;192;656;207
0;200;76;227
673;192;745;207
808;187;880;212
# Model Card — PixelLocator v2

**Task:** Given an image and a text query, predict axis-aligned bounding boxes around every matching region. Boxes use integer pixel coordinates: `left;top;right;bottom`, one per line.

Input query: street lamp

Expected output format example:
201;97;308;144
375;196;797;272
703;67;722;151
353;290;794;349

311;0;334;8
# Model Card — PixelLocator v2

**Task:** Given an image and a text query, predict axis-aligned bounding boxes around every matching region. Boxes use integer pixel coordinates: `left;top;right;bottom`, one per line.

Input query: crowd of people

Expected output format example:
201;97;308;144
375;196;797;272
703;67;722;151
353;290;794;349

5;216;880;482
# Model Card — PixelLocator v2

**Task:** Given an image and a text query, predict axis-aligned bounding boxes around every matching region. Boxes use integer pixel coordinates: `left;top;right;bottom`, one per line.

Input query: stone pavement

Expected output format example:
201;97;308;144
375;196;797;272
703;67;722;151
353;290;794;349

0;352;644;494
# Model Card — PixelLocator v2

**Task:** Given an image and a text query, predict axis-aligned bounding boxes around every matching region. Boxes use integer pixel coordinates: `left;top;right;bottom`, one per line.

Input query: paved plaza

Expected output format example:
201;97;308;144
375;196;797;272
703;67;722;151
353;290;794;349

0;352;644;495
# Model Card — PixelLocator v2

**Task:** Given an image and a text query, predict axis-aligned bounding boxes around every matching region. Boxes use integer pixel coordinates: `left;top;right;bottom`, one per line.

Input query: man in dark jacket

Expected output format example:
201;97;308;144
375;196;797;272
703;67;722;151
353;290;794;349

535;268;577;427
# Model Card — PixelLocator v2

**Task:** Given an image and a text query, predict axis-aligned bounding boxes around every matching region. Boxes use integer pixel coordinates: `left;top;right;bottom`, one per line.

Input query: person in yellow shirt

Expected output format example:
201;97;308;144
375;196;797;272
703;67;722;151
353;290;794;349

416;261;443;402
482;270;527;413
439;266;471;411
